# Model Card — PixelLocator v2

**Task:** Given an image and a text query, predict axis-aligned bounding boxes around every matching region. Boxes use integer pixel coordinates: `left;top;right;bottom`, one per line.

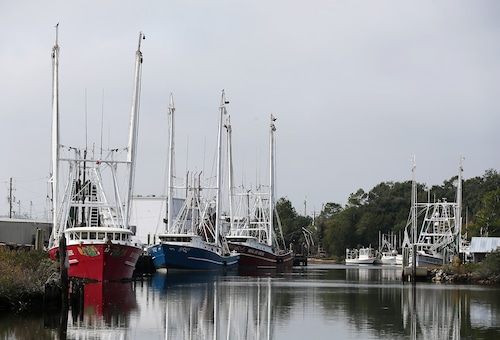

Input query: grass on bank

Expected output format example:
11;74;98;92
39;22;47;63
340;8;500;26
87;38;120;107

0;249;58;311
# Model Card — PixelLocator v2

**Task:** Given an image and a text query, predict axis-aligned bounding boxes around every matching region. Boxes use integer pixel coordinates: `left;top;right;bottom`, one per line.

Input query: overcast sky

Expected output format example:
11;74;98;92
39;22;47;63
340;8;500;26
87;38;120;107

1;1;499;219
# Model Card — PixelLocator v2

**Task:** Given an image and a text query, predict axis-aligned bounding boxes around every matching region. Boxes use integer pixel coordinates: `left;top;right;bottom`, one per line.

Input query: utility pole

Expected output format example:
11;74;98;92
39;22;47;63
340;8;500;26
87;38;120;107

9;177;13;218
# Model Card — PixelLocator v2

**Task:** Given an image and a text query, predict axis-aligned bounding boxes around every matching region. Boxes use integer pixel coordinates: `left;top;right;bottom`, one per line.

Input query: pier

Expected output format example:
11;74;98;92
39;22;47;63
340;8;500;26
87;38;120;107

293;254;308;266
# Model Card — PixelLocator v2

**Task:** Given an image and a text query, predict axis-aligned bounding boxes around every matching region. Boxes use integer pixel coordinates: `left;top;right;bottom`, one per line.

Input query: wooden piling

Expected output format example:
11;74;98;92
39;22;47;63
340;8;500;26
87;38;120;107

59;235;69;339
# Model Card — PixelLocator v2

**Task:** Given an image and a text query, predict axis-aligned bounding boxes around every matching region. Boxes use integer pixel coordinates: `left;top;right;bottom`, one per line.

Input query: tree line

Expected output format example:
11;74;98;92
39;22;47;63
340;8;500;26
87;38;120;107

275;169;500;259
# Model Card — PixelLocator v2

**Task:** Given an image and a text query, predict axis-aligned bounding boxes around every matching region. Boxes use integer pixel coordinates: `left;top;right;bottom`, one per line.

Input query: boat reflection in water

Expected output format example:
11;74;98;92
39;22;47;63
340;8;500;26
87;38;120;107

345;266;401;282
68;281;138;338
9;266;500;338
402;284;500;339
152;271;273;339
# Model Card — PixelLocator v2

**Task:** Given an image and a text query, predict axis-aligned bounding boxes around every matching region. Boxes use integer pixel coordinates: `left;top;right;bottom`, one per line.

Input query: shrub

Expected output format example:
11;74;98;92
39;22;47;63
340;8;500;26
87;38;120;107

0;249;58;310
477;248;500;280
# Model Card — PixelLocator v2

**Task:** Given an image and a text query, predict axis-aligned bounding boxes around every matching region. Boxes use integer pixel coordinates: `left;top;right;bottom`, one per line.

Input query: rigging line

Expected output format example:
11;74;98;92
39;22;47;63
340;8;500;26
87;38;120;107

274;129;278;203
185;135;189;180
203;134;207;176
85;88;88;150
100;89;104;159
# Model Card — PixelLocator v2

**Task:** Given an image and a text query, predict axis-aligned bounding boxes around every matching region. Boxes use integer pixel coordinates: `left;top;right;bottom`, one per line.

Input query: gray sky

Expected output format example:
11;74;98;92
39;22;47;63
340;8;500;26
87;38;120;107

1;1;499;219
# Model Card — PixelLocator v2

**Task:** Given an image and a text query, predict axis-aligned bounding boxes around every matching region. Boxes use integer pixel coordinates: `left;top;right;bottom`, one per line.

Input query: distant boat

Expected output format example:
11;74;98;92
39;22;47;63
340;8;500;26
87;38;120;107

345;247;376;265
226;115;294;268
148;91;239;270
411;199;461;268
404;156;464;269
377;231;401;265
47;30;144;281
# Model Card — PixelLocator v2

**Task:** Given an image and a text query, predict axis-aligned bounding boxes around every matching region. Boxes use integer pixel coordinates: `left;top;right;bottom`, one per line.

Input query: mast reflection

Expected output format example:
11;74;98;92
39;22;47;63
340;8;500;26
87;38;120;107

402;286;462;339
153;271;273;339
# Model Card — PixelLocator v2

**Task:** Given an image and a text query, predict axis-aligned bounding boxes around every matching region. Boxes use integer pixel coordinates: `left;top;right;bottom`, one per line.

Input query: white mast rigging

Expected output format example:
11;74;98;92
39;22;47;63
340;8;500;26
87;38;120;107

50;23;60;243
411;155;417;245
215;90;228;245
124;32;145;229
225;115;234;232
166;93;175;232
269;114;277;247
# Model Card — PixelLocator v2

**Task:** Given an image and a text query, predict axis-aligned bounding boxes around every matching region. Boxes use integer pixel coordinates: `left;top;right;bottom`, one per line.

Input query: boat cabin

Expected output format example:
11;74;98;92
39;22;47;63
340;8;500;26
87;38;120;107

158;235;194;243
66;229;132;243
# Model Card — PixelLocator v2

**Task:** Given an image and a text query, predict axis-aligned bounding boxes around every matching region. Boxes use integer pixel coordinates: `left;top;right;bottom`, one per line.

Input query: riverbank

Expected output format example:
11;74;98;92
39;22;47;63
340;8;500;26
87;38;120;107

0;249;58;311
432;250;500;284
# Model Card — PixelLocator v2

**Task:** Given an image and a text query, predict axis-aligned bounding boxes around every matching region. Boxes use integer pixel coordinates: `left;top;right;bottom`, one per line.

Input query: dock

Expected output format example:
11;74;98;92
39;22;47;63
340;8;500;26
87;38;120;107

293;254;308;266
402;266;431;282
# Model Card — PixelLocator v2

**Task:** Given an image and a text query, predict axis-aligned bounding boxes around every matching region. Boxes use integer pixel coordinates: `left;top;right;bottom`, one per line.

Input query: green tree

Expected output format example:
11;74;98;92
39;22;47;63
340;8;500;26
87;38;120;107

347;189;368;207
275;197;300;250
276;168;500;258
475;188;500;237
315;202;343;253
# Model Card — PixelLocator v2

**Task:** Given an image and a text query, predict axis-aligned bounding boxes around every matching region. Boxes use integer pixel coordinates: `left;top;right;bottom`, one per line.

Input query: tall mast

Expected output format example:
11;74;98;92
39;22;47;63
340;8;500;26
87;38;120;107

166;93;175;232
269;114;277;247
215;90;228;244
225;115;234;231
411;155;417;244
51;24;60;237
456;156;464;251
125;32;145;228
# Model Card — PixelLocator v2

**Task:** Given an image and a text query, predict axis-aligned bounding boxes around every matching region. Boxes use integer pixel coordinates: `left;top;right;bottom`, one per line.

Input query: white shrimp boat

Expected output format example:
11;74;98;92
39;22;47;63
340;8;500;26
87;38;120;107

404;156;464;269
377;232;402;265
345;247;376;265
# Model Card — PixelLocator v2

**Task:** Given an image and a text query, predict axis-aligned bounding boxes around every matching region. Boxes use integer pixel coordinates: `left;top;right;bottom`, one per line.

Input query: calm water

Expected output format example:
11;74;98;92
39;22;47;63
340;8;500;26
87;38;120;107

1;264;499;339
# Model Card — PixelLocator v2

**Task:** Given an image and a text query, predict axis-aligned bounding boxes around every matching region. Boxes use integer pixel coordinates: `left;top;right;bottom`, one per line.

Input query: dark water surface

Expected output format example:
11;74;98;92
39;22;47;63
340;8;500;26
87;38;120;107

1;264;499;339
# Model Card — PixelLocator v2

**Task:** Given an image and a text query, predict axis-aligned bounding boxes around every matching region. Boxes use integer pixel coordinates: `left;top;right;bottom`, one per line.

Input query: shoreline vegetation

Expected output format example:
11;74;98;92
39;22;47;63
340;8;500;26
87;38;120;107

0;249;498;312
0;249;58;311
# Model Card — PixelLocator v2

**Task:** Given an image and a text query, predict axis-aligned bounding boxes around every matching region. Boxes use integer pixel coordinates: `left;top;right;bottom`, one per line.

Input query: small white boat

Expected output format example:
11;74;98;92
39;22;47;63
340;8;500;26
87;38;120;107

345;247;376;265
379;250;398;265
395;253;403;266
377;232;402;265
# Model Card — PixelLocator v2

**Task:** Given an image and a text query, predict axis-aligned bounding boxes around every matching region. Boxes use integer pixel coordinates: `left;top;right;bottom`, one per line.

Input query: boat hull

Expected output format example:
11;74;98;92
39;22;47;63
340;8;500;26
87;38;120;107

227;242;294;268
414;252;444;269
380;258;396;265
49;243;141;281
395;254;403;266
345;258;376;265
148;243;239;270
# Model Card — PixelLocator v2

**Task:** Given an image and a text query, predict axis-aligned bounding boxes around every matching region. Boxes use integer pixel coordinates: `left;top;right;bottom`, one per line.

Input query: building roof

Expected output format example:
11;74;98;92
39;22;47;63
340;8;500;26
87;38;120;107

469;237;500;253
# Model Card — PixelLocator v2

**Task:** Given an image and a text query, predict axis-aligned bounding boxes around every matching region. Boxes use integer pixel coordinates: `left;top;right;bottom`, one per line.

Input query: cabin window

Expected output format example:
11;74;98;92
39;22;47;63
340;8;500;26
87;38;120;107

122;233;127;241
98;232;105;240
69;232;74;240
114;233;120;241
90;232;96;239
81;232;88;239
